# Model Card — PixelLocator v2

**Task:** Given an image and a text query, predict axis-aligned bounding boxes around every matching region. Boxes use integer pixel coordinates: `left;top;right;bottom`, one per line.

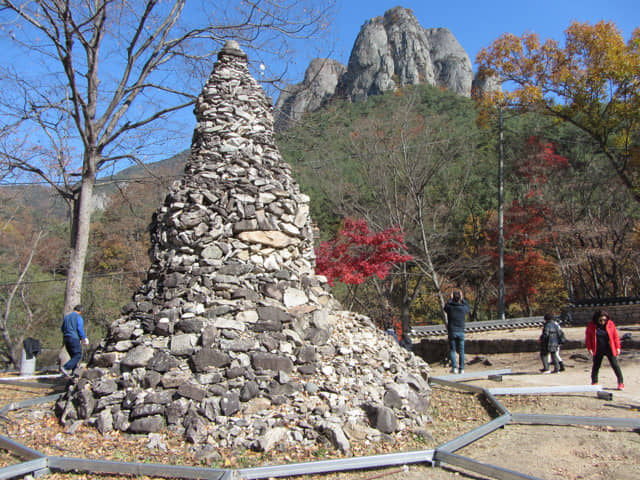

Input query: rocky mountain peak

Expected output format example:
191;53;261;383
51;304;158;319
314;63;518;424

274;6;487;131
337;6;437;102
274;58;347;132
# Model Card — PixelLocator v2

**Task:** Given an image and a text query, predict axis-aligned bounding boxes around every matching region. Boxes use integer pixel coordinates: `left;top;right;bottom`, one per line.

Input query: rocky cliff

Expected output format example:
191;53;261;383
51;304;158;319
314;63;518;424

274;6;484;131
274;58;347;132
56;41;431;457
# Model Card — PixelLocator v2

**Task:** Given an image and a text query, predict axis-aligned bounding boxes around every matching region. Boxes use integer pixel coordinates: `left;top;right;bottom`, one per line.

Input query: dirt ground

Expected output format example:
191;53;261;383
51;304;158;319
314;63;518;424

1;326;639;480
307;325;640;480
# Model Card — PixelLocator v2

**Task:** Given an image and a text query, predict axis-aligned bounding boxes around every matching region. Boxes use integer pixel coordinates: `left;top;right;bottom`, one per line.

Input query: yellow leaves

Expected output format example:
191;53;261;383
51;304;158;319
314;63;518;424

522;32;541;52
476;20;640;194
477;20;637;108
520;84;543;104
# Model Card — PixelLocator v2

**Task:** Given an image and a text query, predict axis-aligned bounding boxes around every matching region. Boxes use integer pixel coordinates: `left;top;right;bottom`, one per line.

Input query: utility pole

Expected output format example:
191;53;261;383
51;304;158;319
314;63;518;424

498;107;506;321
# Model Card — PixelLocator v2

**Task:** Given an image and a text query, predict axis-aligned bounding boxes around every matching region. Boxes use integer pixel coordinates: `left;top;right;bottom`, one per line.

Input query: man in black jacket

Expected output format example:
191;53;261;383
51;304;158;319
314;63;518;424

444;290;470;374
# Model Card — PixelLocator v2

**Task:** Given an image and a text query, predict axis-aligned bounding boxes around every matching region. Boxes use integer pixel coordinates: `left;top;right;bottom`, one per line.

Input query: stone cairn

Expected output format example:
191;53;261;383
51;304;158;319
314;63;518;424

56;41;431;455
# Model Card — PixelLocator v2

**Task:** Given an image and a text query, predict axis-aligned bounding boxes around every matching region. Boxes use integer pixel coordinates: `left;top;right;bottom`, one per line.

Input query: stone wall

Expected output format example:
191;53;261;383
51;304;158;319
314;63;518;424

563;301;640;326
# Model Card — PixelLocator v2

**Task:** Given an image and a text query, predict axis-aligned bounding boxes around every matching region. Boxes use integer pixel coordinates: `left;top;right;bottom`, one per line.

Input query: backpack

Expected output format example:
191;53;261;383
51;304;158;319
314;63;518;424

557;325;567;344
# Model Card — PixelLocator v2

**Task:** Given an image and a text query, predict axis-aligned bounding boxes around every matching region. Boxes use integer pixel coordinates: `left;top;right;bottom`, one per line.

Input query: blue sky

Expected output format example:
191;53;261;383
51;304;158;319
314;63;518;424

1;1;636;173
288;0;638;81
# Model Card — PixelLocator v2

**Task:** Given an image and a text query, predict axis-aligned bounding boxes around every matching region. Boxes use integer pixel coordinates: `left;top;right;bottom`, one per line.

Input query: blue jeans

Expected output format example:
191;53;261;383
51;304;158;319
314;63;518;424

63;336;83;371
449;331;465;369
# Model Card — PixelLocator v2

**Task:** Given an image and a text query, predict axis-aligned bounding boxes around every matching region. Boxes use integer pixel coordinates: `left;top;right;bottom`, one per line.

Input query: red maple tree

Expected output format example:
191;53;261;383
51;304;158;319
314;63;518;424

487;137;568;312
315;218;412;286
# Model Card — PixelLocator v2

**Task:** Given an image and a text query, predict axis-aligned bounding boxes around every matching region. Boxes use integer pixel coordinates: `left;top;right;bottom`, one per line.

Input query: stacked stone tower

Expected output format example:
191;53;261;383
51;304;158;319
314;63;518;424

57;41;431;454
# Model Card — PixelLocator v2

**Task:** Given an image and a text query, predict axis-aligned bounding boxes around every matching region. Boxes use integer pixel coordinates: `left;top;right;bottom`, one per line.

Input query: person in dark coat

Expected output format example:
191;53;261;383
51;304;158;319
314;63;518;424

549;317;567;371
444;289;470;374
539;313;562;373
60;304;89;376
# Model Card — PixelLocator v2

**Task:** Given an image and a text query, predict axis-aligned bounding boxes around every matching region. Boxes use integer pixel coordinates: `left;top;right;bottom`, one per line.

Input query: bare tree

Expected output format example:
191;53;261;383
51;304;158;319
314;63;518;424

0;0;336;314
316;88;482;331
0;224;45;367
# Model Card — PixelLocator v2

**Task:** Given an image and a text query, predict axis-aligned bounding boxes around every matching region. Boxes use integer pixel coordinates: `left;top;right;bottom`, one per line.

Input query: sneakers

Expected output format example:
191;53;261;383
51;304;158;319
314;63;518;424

541;370;551;374
618;383;625;391
459;369;464;374
60;366;72;377
450;367;458;374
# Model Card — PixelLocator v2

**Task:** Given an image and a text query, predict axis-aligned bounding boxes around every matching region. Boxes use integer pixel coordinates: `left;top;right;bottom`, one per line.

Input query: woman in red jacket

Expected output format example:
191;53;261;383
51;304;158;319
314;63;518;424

585;310;624;390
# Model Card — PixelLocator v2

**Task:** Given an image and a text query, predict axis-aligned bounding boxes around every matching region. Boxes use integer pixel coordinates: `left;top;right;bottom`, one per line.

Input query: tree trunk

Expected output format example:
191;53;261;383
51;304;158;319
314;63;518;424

64;166;96;315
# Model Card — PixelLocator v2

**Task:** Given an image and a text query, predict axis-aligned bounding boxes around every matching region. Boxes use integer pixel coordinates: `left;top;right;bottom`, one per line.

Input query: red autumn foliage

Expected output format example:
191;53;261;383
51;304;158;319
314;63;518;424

315;218;412;286
487;137;568;307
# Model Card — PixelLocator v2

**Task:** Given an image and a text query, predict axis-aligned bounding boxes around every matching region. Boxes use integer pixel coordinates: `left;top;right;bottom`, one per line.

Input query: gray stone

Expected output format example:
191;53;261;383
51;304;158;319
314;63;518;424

176;318;205;333
374;406;398;434
166;398;190;425
113;411;130;431
148;351;181;373
213;318;245;332
177;382;208;402
257;306;292;323
131;403;165;419
383;388;403;409
255;426;288;452
251;352;293;373
407;391;430;413
199;397;220;421
283;287;308;308
219;338;258;352
143;370;162;388
325;424;351;453
239;380;259;401
96;409;113;435
92;378;118;396
220;391;240;416
295;345;316;364
191;348;231;372
129;415;166;434
201;244;223;259
96;390;126;410
76;388;96;419
170;334;198;356
145;390;174;405
305;327;331;345
120;345;155;368
92;352;118;368
161;369;192;388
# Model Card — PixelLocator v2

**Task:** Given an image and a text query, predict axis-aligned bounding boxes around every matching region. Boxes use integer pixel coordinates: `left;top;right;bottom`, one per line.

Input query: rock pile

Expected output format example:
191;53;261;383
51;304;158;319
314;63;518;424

56;41;431;455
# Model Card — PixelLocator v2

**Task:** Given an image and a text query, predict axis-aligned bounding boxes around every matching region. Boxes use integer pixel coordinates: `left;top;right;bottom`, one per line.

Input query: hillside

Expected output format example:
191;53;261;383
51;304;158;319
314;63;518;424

1;70;637;368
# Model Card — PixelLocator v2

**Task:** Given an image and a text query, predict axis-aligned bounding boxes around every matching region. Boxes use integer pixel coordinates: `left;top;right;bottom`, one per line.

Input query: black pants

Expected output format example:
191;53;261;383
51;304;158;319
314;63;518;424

591;349;623;384
541;351;560;372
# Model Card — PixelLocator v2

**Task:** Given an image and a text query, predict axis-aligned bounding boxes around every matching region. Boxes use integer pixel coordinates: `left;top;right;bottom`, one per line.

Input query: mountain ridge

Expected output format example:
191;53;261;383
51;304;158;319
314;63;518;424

274;6;492;131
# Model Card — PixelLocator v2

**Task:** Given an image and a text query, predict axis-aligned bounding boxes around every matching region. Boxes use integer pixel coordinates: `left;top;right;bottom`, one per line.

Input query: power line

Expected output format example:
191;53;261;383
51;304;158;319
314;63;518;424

0;174;185;187
0;270;145;288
